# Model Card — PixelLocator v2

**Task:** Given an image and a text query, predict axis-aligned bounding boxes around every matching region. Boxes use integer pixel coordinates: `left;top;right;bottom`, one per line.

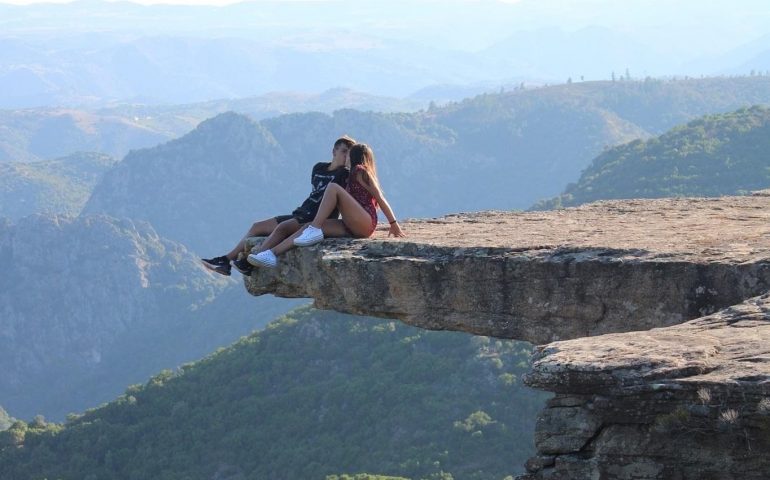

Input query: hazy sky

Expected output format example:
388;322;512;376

1;0;768;102
3;0;269;3
1;0;235;3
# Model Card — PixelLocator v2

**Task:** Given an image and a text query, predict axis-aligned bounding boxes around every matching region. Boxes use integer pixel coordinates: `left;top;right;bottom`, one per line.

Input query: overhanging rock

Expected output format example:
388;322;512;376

245;194;770;344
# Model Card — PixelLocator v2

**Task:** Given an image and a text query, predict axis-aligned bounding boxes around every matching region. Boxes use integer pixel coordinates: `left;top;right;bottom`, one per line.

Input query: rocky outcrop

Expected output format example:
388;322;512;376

246;195;770;344
244;193;770;478
520;292;770;480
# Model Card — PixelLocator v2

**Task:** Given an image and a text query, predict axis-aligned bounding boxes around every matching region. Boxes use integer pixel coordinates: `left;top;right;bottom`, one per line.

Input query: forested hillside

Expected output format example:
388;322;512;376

0;109;170;163
0;307;547;480
0;152;116;220
0;214;298;421
534;105;770;209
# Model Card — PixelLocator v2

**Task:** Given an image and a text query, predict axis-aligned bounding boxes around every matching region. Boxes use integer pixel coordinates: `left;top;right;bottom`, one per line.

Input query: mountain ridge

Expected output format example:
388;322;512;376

534;105;770;209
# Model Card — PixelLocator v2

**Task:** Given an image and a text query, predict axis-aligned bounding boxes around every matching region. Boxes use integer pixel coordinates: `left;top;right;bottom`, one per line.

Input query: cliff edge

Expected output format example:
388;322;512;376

246;194;770;344
244;193;770;479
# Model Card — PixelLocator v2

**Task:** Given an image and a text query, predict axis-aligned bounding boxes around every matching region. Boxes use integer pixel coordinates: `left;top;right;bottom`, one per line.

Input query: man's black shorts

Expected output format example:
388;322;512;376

274;213;312;225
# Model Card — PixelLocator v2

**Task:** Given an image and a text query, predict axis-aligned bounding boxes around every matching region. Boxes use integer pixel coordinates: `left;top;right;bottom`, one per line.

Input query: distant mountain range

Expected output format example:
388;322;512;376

4;76;770;167
0;32;492;108
0;108;169;163
0;89;426;163
1;0;770;108
0;213;300;421
534;105;770;209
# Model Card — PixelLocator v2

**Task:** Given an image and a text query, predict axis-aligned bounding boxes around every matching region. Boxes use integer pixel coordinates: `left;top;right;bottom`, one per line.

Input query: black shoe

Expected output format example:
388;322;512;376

232;257;253;276
201;256;231;276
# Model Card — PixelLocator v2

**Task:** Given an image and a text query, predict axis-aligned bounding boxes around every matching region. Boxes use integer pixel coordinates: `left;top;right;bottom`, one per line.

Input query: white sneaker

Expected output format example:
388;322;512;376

247;250;277;268
293;225;324;247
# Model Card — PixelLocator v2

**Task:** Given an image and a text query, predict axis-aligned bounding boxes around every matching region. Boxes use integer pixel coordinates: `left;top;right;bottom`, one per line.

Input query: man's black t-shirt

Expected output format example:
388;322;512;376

291;162;349;222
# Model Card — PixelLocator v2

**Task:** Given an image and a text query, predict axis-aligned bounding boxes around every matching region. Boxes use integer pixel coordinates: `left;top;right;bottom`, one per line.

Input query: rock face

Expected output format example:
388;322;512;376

246;195;770;344
244;193;770;478
520;292;770;480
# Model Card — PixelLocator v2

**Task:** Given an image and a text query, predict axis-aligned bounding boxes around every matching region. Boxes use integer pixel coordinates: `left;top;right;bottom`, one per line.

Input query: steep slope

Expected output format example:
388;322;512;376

0;307;547;480
82;112;302;253
535;105;770;209
0;152;116;220
0;213;295;421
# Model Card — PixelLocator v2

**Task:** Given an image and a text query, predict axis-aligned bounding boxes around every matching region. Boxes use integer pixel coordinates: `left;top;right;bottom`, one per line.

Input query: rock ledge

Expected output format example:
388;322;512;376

246;196;770;344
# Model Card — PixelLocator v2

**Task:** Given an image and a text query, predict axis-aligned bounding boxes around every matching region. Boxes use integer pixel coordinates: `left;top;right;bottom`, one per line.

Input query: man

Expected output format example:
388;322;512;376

201;135;355;276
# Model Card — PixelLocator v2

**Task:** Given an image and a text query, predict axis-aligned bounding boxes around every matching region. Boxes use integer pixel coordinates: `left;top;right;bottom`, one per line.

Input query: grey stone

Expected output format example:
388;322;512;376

245;195;770;344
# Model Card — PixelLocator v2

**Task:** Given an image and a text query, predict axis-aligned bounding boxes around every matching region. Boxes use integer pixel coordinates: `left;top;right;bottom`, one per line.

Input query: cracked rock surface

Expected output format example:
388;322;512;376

246;195;770;344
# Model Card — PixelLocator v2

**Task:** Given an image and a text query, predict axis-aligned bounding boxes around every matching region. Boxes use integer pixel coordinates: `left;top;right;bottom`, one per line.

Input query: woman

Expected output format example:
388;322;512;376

248;143;404;267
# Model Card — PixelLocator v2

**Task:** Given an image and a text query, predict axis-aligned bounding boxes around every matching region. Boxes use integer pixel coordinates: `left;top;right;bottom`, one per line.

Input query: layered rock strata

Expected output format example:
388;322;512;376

519;292;770;480
246;195;770;344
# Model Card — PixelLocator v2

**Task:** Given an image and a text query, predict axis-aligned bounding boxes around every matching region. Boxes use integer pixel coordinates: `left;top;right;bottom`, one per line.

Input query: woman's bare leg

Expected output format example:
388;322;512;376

310;183;373;237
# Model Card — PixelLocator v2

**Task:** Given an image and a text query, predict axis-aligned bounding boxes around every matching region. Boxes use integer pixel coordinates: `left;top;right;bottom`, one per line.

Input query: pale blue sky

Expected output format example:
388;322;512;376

1;0;323;3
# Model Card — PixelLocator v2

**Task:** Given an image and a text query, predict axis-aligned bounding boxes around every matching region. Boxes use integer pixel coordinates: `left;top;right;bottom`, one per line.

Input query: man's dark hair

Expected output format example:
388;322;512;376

334;135;356;149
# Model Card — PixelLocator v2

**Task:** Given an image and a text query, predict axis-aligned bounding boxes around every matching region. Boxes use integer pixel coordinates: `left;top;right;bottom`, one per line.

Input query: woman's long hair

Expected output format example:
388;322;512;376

349;143;381;194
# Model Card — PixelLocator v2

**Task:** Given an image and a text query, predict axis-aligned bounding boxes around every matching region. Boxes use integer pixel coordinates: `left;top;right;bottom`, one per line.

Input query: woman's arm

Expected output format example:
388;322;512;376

378;194;405;237
359;172;405;237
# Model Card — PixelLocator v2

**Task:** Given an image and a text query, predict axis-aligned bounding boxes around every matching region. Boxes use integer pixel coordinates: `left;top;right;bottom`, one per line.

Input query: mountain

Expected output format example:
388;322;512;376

0;108;170;163
0;32;485;108
0;152;116;220
82;112;306;254
0;89;426;163
0;307;548;480
82;77;770;253
0;213;300;421
108;87;426;122
533;105;770;209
